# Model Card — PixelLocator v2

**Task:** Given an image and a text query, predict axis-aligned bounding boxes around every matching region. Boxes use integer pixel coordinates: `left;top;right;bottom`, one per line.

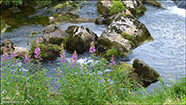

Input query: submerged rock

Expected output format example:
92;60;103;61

65;25;98;53
42;24;67;45
133;59;161;87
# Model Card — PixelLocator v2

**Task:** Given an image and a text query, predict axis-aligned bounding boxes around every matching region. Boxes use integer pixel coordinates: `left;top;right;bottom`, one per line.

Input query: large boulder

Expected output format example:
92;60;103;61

65;25;98;53
133;59;161;87
97;0;146;19
42;24;67;45
96;14;153;58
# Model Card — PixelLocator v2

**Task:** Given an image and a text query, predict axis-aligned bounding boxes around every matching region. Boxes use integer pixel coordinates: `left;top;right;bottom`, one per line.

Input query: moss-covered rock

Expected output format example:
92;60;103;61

65;25;98;53
29;31;39;37
42;24;67;45
1;20;10;33
49;12;94;24
132;59;161;87
110;62;144;88
52;1;83;13
30;40;61;61
96;14;153;58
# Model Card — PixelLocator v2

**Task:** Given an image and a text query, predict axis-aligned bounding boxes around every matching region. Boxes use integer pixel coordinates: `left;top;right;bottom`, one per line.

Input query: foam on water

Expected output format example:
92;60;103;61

167;6;186;17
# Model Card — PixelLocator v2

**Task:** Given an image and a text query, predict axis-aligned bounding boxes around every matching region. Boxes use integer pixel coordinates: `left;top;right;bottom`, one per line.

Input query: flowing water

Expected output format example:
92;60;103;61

1;1;185;93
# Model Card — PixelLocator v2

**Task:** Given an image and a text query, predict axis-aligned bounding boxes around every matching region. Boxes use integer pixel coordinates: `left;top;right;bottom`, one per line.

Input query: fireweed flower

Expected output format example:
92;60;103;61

58;69;61;76
70;57;74;68
111;54;116;66
34;46;41;61
25;54;31;64
2;52;9;63
69;51;78;68
60;43;66;64
89;41;96;54
10;50;17;61
72;51;78;63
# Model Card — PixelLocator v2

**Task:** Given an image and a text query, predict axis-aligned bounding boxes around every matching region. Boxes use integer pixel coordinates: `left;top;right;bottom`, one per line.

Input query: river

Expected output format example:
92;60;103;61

1;1;185;93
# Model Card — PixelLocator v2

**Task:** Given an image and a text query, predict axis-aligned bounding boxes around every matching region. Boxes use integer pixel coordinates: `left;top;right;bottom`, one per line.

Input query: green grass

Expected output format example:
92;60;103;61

1;48;185;104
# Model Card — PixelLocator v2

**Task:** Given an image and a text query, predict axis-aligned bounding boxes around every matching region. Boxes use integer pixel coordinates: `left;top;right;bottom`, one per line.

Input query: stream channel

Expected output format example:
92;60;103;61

1;0;185;93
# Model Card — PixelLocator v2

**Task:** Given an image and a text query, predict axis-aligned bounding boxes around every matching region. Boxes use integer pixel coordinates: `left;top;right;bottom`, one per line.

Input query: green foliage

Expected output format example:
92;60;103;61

119;12;127;17
105;48;118;58
109;1;126;16
1;55;51;104
1;44;185;104
2;0;53;6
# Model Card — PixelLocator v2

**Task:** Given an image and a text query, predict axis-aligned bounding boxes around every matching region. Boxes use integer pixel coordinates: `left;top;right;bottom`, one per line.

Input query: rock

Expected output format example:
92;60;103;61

96;14;153;57
97;0;112;17
30;42;61;61
1;20;10;33
49;12;94;24
95;16;105;24
132;59;161;87
42;24;67;45
13;47;27;58
173;0;186;9
52;2;83;13
142;0;161;7
1;39;15;54
122;0;147;17
8;7;20;13
117;62;144;87
65;25;98;53
29;31;39;37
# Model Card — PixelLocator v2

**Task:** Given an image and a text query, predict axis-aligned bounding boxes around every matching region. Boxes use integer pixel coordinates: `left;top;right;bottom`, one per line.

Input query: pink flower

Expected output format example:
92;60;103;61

60;43;66;64
111;54;116;66
2;52;9;63
89;46;96;53
10;50;17;60
24;54;30;64
34;46;41;61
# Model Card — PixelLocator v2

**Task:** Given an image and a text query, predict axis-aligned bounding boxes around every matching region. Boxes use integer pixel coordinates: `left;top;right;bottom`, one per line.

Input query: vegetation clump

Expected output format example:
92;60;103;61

109;1;126;16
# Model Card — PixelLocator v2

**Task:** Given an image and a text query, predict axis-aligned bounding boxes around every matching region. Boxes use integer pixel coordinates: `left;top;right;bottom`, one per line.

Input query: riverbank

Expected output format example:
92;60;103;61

1;0;185;102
